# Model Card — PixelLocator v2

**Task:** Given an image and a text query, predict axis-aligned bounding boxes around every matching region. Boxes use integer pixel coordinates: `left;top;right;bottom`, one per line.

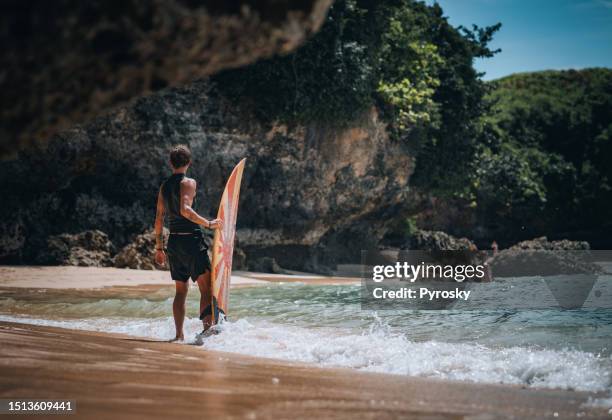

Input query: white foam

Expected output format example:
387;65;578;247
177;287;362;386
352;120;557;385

203;318;612;393
2;314;610;397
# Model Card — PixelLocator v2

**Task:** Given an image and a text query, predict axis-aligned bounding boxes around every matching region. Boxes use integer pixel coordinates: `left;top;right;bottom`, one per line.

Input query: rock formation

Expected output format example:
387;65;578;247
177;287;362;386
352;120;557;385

36;230;115;267
114;228;169;270
402;230;476;251
0;0;332;156
0;81;413;273
502;236;590;252
394;229;486;279
489;237;601;277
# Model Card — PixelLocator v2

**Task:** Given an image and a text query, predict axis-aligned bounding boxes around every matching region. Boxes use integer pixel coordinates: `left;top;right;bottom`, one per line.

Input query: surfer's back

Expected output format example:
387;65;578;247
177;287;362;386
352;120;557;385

161;174;199;233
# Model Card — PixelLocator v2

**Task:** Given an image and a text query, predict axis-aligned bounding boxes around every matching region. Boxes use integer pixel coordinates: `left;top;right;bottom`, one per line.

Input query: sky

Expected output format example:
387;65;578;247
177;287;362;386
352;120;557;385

427;0;612;80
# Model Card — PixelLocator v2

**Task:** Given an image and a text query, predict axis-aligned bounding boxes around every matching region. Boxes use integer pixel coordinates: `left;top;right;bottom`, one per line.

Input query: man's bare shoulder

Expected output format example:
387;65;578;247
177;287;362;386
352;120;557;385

180;177;197;189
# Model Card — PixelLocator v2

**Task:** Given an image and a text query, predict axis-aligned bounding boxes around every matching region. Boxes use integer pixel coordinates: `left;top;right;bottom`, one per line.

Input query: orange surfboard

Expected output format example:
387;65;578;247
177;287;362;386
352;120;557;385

210;158;246;324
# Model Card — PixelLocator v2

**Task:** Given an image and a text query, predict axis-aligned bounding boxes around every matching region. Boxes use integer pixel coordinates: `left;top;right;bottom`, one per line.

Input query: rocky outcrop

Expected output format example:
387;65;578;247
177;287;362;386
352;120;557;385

503;236;590;251
114;228;169;270
396;230;485;278
490;237;601;277
36;230;115;267
402;230;476;251
0;82;413;273
1;0;332;156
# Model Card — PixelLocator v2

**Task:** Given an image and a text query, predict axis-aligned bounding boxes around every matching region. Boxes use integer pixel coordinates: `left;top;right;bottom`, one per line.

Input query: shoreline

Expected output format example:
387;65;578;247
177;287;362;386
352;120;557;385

0;265;359;290
0;321;608;419
0;266;610;418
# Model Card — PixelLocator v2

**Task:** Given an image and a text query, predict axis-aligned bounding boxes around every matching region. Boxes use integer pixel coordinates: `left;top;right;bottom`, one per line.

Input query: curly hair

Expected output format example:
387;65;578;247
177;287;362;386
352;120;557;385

169;144;191;168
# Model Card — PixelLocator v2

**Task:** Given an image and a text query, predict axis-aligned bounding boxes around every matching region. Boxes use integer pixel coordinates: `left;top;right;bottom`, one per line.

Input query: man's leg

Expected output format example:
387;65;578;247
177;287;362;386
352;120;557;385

196;271;213;331
171;280;189;342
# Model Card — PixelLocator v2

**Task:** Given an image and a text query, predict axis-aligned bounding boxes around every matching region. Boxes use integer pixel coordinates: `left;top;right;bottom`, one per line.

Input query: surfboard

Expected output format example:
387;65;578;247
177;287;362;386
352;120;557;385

210;158;246;325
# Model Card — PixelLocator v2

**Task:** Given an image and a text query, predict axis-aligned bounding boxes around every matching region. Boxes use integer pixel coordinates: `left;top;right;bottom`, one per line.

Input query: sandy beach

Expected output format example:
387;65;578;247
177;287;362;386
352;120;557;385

0;266;358;289
1;321;608;419
0;266;609;419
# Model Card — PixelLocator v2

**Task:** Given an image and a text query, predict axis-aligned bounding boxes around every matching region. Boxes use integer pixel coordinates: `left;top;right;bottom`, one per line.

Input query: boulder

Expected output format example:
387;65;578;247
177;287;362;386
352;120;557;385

37;230;115;267
490;237;601;277
396;230;487;281
505;236;590;251
403;229;476;251
114;228;169;270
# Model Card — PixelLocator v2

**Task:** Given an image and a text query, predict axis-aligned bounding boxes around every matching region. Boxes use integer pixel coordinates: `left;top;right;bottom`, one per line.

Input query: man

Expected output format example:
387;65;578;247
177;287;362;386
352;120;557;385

154;144;223;342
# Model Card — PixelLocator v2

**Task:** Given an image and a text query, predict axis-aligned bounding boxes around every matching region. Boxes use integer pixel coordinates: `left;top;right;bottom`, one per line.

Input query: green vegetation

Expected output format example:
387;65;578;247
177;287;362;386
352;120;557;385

473;69;612;238
213;0;383;125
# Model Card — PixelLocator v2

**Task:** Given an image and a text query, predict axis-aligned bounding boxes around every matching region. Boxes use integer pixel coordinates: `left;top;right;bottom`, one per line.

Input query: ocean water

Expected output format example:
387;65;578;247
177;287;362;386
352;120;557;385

1;282;611;398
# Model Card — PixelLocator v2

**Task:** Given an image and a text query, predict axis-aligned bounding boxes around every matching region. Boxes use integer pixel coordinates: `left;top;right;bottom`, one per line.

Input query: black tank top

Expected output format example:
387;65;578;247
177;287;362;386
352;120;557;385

161;173;200;233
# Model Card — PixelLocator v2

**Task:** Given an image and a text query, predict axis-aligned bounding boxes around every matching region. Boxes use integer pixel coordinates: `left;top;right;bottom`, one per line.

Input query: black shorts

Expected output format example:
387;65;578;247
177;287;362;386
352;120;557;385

166;230;211;282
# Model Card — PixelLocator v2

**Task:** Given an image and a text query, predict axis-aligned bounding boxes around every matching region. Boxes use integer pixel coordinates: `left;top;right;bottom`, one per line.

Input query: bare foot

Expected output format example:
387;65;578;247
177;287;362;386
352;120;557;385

168;334;184;343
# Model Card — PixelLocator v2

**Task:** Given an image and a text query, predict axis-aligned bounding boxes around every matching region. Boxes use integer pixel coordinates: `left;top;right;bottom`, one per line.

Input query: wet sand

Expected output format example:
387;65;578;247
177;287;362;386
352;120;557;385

0;322;607;419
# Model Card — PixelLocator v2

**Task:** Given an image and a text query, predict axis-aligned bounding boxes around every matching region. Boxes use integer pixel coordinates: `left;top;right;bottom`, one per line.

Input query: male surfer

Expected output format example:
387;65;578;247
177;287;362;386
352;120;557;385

154;144;223;342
